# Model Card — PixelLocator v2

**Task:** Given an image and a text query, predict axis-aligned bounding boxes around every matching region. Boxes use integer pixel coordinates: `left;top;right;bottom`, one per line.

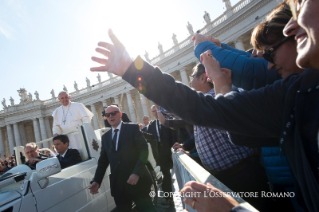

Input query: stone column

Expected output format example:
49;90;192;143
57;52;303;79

234;39;245;51
39;117;48;148
6;124;15;155
90;104;100;130
19;124;26;145
102;100;108;108
13;123;22;147
126;91;137;123
44;117;53;138
0;128;5;157
140;94;150;117
113;95;120;105
32;118;41;144
180;69;189;85
44;117;53;146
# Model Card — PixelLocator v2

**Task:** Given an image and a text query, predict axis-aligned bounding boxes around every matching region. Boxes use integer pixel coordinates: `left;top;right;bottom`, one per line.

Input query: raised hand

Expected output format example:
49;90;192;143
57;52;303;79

91;29;133;77
192;33;221;48
200;50;232;95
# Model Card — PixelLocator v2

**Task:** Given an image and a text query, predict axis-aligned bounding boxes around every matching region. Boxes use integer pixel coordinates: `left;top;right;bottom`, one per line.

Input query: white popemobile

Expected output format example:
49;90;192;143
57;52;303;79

0;123;161;212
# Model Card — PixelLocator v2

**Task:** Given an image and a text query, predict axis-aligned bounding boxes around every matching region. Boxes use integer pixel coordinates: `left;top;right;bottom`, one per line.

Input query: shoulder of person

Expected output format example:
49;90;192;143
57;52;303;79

71;102;84;107
68;148;80;154
149;120;155;125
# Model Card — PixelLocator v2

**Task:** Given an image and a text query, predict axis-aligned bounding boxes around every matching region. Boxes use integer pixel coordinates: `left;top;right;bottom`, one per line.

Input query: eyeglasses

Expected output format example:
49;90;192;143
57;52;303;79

105;111;119;118
290;0;306;20
263;36;293;63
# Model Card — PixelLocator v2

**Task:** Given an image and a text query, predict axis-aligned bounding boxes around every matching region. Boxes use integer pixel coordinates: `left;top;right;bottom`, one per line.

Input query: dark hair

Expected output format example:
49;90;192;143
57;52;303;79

53;134;70;145
193;63;214;87
251;2;292;51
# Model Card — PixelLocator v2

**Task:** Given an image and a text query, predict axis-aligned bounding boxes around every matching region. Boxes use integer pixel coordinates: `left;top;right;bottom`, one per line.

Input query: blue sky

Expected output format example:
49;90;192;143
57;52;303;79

0;0;240;104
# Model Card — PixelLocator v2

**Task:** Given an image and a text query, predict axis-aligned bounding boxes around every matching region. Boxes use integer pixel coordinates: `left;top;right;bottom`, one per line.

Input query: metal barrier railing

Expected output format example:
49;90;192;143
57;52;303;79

172;150;258;212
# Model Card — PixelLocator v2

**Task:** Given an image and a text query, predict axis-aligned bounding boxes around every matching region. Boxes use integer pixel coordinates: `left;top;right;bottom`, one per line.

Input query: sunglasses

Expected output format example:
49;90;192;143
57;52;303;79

263;36;293;63
290;0;306;20
105;111;120;118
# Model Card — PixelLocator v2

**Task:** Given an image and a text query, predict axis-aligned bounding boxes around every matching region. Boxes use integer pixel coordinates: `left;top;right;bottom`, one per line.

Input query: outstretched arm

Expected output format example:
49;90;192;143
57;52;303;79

90;30;283;140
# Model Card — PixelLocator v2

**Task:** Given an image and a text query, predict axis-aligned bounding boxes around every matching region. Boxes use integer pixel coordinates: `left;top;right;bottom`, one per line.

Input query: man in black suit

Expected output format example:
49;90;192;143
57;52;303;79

53;135;82;169
89;105;156;212
148;105;175;206
141;116;150;132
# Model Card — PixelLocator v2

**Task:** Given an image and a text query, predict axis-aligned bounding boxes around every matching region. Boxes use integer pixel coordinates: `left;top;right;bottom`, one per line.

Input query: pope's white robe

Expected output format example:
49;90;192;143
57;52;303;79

52;102;94;150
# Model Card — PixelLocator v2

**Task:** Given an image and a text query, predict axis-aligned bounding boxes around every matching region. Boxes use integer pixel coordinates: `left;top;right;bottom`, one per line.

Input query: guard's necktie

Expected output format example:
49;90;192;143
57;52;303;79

112;129;119;151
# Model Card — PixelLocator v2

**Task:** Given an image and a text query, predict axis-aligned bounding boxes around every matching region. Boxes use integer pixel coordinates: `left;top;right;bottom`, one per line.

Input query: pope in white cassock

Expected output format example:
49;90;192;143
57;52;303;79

52;91;94;149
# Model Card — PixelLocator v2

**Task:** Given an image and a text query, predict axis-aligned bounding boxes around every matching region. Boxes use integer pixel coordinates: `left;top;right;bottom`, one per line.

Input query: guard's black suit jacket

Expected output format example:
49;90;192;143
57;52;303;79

147;120;175;167
93;122;152;198
141;127;158;165
57;149;82;169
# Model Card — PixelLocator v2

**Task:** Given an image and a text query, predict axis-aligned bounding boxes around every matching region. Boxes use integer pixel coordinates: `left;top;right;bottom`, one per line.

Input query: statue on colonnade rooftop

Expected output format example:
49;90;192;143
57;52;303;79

223;0;232;10
17;88;29;103
9;96;14;106
144;51;150;62
187;21;194;35
74;81;79;91
34;91;39;100
51;89;56;99
28;92;33;101
2;98;7;108
97;73;101;83
172;33;178;46
63;85;68;93
86;77;90;87
158;42;164;55
203;11;211;25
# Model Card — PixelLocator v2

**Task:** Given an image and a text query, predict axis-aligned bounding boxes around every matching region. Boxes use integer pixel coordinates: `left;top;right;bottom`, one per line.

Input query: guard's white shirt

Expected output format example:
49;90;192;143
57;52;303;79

112;122;122;151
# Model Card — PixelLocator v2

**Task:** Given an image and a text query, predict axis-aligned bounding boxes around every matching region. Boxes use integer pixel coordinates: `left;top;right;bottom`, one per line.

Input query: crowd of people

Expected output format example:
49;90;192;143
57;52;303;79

0;154;17;175
88;0;319;211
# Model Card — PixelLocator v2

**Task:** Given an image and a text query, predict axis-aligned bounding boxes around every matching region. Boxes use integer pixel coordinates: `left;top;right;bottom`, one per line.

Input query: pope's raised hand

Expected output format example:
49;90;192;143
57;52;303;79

90;29;133;77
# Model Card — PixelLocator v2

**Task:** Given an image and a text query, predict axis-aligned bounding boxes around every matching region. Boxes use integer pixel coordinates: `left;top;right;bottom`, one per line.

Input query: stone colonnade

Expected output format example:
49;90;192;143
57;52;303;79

0;68;193;156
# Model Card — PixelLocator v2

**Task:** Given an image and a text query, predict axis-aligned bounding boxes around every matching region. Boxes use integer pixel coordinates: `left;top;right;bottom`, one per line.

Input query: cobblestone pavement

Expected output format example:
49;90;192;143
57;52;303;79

155;169;184;212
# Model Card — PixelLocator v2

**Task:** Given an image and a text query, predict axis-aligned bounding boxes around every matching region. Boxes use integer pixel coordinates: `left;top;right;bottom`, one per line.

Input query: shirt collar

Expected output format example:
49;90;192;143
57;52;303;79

61;149;68;157
112;121;123;132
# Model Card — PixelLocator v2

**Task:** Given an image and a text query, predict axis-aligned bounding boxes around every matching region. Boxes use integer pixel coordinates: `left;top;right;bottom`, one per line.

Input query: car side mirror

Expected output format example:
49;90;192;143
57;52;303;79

36;157;61;179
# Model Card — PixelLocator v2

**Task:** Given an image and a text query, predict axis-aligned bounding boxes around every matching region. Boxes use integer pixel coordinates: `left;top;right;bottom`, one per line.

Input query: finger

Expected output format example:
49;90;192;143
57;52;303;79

108;29;122;46
183;197;193;206
95;48;110;57
184;181;208;191
98;42;114;51
183;181;197;188
90;66;108;72
92;56;107;65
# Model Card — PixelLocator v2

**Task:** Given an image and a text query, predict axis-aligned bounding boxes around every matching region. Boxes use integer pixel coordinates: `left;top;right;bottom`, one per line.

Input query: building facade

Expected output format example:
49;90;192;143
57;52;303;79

0;0;282;156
